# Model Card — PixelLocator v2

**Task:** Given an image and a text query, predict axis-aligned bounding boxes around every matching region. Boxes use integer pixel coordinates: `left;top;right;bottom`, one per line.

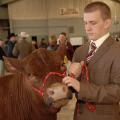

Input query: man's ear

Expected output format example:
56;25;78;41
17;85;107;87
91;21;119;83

3;56;22;73
104;19;112;29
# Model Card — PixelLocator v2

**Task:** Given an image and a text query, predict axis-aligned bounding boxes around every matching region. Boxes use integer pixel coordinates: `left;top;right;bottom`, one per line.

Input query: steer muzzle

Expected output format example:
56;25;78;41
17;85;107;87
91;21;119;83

43;82;73;108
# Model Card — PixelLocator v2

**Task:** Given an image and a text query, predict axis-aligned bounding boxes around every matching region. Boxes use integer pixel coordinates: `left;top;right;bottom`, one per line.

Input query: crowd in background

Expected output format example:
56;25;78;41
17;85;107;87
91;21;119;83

0;31;75;75
1;30;120;76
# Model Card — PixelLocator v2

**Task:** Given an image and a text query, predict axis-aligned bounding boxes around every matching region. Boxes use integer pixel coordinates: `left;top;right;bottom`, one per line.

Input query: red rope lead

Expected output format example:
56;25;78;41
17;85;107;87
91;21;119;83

81;64;89;83
85;102;96;112
32;87;44;96
42;72;66;88
33;71;66;96
81;64;96;112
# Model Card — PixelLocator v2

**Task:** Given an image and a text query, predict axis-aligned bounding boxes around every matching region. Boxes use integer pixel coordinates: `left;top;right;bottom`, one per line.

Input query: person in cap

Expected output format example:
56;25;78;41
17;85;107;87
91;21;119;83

12;32;34;59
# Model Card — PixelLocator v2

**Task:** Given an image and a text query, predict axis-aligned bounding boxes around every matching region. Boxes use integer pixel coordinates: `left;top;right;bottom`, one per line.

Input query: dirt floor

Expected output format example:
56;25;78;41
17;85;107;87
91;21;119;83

57;95;76;120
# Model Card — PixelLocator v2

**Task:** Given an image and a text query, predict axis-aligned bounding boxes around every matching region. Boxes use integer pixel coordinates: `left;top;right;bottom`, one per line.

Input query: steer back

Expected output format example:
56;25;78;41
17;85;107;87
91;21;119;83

3;47;72;120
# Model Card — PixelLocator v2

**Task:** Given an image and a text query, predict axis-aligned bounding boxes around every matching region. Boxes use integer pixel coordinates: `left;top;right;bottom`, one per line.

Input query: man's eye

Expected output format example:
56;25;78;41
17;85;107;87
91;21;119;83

91;22;97;25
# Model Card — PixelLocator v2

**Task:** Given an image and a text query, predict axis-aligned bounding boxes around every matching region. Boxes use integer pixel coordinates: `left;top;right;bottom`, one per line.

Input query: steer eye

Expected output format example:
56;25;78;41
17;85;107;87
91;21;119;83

47;88;54;95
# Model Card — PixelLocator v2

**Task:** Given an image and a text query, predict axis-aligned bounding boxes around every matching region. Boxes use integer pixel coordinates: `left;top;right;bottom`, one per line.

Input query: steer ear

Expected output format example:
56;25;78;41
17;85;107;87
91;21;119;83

3;56;22;73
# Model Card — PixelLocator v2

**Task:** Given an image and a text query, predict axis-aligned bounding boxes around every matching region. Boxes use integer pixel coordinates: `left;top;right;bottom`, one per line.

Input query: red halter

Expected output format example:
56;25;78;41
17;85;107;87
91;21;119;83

32;71;66;96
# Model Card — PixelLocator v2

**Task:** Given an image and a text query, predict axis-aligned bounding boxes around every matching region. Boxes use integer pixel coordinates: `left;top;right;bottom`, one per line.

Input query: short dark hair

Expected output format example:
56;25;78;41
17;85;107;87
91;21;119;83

84;1;111;20
8;33;17;39
60;32;67;37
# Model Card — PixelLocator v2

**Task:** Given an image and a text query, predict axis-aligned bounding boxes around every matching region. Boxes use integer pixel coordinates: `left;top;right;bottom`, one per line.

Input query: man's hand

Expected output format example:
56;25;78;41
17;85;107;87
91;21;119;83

68;61;84;78
62;61;84;92
62;76;80;92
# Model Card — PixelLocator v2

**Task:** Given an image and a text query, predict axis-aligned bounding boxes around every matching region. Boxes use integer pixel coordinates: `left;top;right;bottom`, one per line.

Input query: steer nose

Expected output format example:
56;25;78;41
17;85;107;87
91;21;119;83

45;97;54;106
45;83;73;104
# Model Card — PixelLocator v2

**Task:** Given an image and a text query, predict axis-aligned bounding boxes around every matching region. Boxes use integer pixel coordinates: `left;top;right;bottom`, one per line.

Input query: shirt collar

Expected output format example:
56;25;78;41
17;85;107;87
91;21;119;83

90;33;110;49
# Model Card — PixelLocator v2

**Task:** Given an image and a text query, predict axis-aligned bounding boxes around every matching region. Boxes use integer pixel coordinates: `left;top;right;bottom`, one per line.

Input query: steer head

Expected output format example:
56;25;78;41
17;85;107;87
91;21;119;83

4;47;72;113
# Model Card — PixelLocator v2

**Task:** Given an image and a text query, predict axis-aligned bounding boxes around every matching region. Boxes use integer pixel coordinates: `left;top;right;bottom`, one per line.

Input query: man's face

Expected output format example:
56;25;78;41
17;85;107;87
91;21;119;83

58;34;66;40
0;41;4;46
83;10;111;41
10;36;17;42
58;34;66;44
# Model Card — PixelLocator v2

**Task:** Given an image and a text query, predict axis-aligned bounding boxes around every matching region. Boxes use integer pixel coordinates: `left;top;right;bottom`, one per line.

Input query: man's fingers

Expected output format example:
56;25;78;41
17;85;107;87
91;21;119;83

80;61;84;66
63;77;73;85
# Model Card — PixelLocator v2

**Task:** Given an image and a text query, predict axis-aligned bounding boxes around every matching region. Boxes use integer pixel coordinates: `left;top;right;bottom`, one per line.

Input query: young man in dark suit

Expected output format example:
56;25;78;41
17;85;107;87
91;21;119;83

63;1;120;120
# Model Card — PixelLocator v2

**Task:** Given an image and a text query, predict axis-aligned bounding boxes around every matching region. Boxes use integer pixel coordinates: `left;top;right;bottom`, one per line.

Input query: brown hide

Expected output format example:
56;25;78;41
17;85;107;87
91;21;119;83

0;73;57;120
2;47;72;120
22;48;64;76
4;48;65;76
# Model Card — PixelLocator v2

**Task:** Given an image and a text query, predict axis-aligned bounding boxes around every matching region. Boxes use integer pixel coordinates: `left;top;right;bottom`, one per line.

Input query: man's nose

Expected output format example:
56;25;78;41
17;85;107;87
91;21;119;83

85;24;92;31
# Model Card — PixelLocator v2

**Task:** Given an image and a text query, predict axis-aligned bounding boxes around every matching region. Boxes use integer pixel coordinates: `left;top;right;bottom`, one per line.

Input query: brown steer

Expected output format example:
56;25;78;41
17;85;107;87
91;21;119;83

0;45;72;120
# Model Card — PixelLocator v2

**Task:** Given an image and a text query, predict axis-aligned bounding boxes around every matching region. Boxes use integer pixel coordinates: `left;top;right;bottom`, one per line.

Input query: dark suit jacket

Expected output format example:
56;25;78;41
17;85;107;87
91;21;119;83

0;47;6;61
73;36;120;120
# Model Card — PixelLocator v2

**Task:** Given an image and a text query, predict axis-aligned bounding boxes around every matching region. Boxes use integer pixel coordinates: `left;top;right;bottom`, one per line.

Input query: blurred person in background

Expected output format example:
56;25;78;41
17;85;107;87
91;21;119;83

32;39;38;49
39;38;48;49
6;33;17;57
0;39;6;75
58;32;74;61
12;32;34;59
47;35;58;51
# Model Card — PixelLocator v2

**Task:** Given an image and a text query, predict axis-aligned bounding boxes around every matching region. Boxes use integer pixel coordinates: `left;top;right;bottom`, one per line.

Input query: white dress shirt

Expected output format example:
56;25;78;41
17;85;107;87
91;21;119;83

89;33;110;52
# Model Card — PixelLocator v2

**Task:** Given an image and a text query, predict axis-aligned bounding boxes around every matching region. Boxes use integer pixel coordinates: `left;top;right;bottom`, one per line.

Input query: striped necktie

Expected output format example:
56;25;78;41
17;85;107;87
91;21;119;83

82;42;97;112
86;42;97;64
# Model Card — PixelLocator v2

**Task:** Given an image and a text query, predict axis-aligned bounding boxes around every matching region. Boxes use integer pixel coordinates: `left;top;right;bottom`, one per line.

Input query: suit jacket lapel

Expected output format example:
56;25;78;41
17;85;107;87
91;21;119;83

88;36;114;67
82;42;90;61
